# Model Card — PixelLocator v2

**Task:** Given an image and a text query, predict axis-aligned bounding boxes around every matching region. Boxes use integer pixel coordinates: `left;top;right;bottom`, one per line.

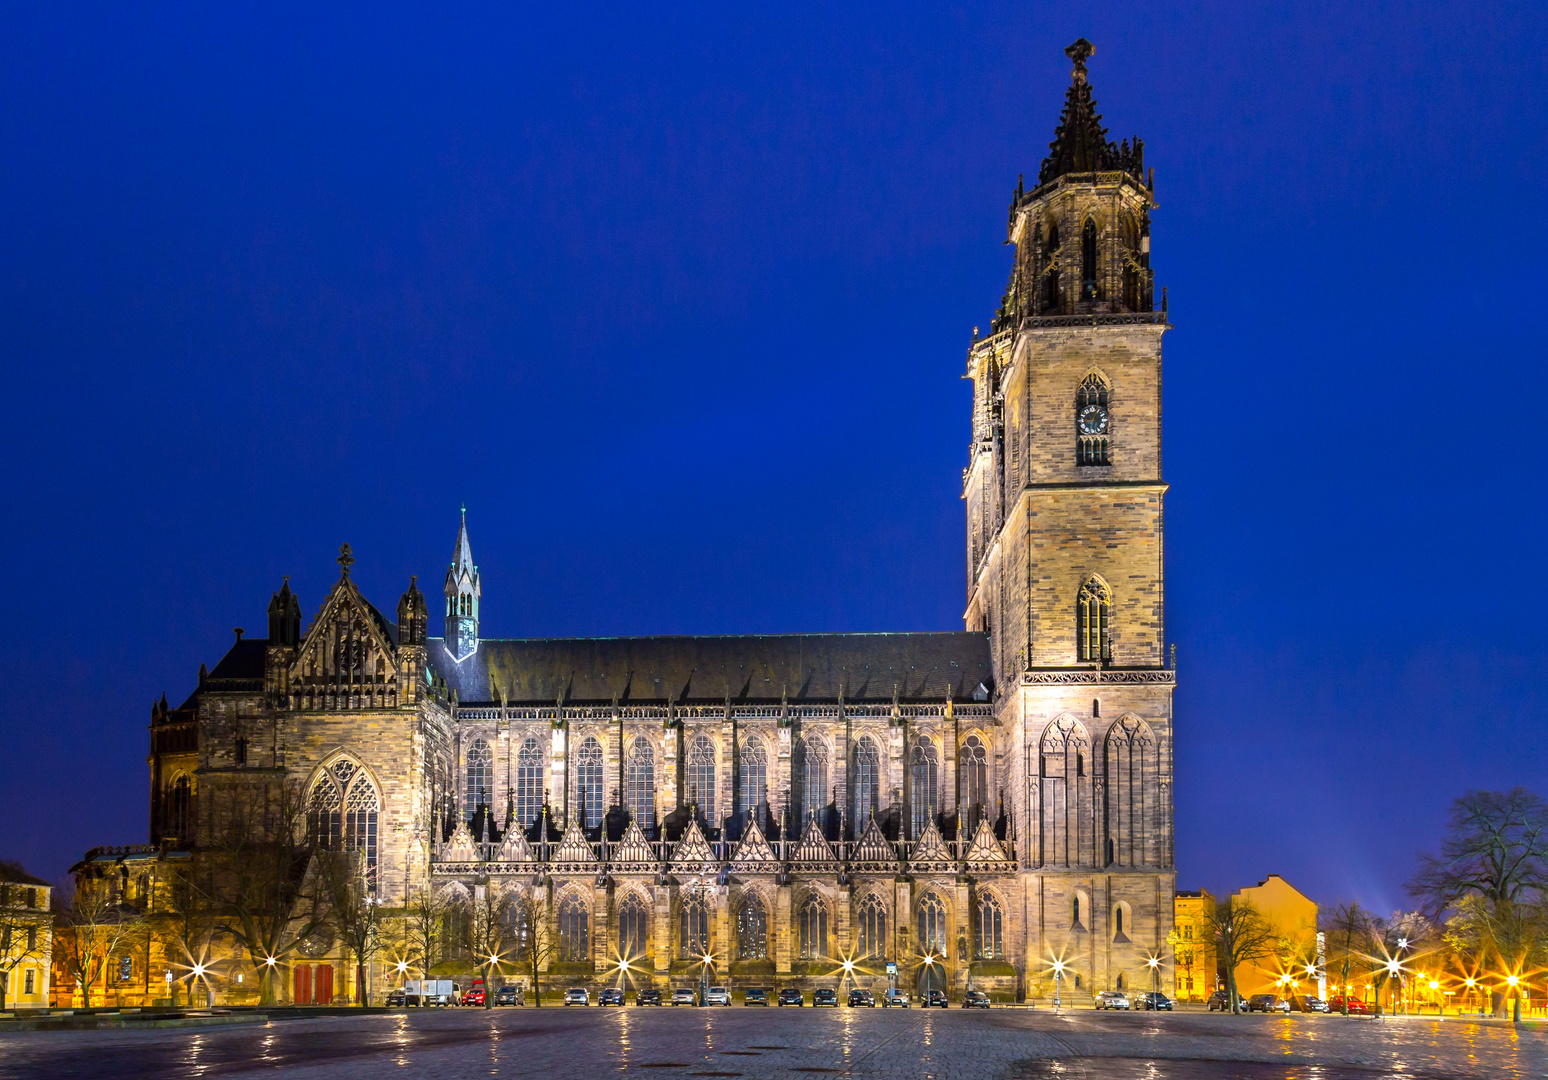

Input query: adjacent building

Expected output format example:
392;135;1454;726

1172;888;1216;1001
0;862;53;1010
1231;874;1318;998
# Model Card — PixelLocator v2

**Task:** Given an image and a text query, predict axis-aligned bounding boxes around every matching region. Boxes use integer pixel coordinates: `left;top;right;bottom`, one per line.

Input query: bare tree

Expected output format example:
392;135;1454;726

155;864;218;1007
199;778;330;1005
469;883;510;1010
55;873;143;1008
1320;901;1373;1014
402;887;446;1005
506;889;556;1007
0;864;49;1011
1207;897;1279;1014
1408;788;1548;1022
316;850;382;1005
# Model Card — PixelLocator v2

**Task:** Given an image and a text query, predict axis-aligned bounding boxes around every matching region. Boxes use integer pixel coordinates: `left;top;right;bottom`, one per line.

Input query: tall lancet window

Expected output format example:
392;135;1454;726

1042;222;1061;311
852;736;880;830
1081;216;1099;300
686;735;716;820
625;736;655;832
1078;576;1111;662
464;738;493;815
576;736;604;830
909;736;938;838
515;737;544;829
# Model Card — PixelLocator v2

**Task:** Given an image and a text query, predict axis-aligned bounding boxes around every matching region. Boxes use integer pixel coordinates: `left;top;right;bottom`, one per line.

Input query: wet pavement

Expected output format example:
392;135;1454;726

1;1006;1543;1080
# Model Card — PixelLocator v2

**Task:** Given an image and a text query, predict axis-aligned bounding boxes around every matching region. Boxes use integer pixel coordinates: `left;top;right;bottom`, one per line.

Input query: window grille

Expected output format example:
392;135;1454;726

975;894;1003;958
794;738;828;826
559;895;589;961
909;737;938;838
737;896;768;960
917;892;947;955
516;737;545;828
856;894;887;959
618;894;649;962
464;738;492;815
852;736;880;828
685;735;716;818
625;737;655;832
798;894;828;959
959;735;989;835
738;739;768;824
1077;576;1111;662
575;736;604;830
680;895;710;958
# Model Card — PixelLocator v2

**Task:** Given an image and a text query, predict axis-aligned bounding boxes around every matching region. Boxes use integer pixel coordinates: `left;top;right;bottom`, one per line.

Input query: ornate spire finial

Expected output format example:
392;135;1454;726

338;543;355;575
1065;38;1094;81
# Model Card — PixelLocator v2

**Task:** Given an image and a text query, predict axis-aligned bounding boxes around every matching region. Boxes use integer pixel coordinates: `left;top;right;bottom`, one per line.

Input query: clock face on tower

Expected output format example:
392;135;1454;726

1077;404;1109;436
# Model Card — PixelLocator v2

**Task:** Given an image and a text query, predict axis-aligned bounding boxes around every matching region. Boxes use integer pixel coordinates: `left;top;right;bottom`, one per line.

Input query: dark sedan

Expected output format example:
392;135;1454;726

599;987;625;1006
744;987;769;1006
1138;992;1173;1011
963;990;991;1008
636;988;662;1006
777;988;804;1007
813;988;839;1007
847;988;875;1007
922;990;949;1008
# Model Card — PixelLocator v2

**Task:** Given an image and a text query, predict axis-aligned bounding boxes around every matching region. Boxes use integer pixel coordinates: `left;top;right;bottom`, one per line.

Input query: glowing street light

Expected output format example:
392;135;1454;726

1049;957;1068;1013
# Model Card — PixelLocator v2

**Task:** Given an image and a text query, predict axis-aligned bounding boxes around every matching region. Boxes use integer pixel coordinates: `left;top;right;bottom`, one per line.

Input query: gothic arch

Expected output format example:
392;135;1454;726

1111;899;1134;943
306;752;383;888
1104;715;1158;868
1039;717;1093;869
1077;574;1112;661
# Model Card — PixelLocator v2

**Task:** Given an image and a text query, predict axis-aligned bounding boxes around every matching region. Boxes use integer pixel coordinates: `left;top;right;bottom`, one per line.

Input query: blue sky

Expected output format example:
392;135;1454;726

1;2;1544;908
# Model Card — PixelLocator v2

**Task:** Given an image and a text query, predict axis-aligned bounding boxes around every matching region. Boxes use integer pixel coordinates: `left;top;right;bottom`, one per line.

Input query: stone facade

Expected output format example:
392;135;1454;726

120;39;1176;1005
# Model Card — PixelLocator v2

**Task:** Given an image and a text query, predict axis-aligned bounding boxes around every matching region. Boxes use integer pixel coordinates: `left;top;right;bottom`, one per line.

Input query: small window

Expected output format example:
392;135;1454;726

119;955;133;982
235;737;248;767
1072;895;1082;928
24;969;36;995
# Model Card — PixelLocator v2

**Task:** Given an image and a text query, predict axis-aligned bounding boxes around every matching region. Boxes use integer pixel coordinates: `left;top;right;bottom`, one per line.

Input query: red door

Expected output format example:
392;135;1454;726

294;965;312;1005
314;965;333;1005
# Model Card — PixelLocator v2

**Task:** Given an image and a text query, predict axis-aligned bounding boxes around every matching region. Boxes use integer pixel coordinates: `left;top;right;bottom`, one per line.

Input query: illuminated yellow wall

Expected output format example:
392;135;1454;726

1231;875;1316;997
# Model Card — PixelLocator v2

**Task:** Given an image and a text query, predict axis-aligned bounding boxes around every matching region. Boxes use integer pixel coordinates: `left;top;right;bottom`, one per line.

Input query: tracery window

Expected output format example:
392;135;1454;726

618;893;649;962
1077;576;1111;662
576;735;605;830
625;737;655;832
975;893;1004;958
1120;212;1142;310
909;736;938;838
917;892;947;956
798;894;828;960
1076;374;1110;466
516;737;545;829
1041;222;1061;311
464;738;492;815
737;895;768;960
167;775;192;841
308;758;380;889
856;893;887;960
685;734;716;817
852;736;880;829
794;738;828;825
738;739;768;824
1081;217;1099;300
559;894;589;962
680;894;710;959
959;735;989;836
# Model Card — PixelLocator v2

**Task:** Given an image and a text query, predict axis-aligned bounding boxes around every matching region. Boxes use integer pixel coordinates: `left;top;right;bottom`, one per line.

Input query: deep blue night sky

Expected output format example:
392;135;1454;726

2;3;1544;909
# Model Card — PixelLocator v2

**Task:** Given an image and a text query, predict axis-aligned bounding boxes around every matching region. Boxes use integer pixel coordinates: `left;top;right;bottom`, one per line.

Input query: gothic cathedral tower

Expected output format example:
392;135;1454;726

444;506;481;661
963;40;1175;995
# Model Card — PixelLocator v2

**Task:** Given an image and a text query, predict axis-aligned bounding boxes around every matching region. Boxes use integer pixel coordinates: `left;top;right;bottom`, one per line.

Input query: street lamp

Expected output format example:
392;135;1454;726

1050;958;1067;1013
1146;955;1161;1007
841;959;856;999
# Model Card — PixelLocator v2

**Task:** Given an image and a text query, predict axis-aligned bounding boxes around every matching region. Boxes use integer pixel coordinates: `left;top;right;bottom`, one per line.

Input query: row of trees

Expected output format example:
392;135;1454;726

51;779;561;1008
1202;788;1548;1020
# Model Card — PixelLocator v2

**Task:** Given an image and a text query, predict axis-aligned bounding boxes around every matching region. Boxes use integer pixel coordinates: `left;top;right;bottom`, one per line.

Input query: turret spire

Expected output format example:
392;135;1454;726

444;507;481;660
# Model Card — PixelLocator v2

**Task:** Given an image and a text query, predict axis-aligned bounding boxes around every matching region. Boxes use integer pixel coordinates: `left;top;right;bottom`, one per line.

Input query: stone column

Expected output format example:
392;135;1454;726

592;886;611;975
713;888;731;976
653;884;672;983
954;879;972;993
775;883;792;975
550;717;568;830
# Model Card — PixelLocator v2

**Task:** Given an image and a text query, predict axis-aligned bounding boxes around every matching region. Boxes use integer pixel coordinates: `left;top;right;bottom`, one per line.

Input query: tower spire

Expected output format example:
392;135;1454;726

444;507;481;661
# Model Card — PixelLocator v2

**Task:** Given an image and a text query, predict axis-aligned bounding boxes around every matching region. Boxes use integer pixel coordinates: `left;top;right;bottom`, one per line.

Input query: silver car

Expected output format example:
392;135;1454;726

1094;990;1131;1010
563;987;589;1006
705;986;731;1006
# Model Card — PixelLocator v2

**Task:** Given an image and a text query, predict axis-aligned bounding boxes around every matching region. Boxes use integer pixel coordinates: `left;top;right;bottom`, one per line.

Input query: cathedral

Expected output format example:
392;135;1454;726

127;39;1175;1004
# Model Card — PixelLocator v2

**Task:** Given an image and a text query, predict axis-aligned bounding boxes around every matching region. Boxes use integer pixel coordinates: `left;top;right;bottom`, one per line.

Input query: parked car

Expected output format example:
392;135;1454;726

922;990;949;1008
847;988;876;1007
1138;992;1173;1011
671;986;697;1006
1299;996;1330;1013
459;987;486;1007
743;987;769;1006
636;988;662;1006
882;989;910;1008
1247;994;1290;1014
777;988;804;1007
599;987;625;1006
706;986;731;1006
813;988;839;1007
564;987;590;1006
1329;995;1372;1015
963;990;991;1009
494;985;523;1006
1094;991;1131;1010
1207;990;1233;1012
386;988;407;1007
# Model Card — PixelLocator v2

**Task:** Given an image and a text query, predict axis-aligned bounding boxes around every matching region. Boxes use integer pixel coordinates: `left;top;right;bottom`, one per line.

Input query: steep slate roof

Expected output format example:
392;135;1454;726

206;638;269;681
425;631;991;705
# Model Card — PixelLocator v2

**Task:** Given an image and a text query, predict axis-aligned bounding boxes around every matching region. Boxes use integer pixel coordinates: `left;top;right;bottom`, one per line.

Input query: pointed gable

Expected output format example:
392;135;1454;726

495;823;533;863
442;820;478;863
550;816;600;867
851;815;897;868
964;817;1014;869
290;554;400;707
729;817;779;873
670;819;719;875
610;819;659;872
790;818;837;867
907;817;955;872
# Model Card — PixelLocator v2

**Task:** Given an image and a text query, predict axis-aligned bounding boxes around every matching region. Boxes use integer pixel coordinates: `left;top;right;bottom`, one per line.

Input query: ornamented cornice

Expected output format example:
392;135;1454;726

1021;668;1175;686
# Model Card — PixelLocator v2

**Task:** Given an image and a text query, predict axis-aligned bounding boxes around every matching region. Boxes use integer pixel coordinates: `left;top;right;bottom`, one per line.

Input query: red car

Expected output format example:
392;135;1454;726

460;987;486;1007
1329;995;1371;1015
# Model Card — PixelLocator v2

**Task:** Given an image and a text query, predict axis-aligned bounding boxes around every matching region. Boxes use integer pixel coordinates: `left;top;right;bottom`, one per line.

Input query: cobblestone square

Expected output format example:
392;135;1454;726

3;1008;1544;1080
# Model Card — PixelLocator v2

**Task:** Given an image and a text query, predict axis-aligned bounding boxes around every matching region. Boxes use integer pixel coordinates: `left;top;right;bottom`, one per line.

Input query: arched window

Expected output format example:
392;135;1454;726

1042;222;1061;311
309;758;381;888
856;893;887;960
1113;903;1131;943
441;900;472;960
737;895;768;960
959;735;989;835
852;736;880;829
1077;576;1111;662
917;892;947;956
618;893;649;962
909;737;938;839
1076;374;1110;467
975;894;1004;958
167;775;192;841
738;739;768;824
515;737;544;829
794;738;828;825
1120;212;1141;310
559;894;589;962
680;894;710;959
1072;894;1082;928
625;737;655;832
798;894;828;959
686;734;716;817
464;738;492;815
1081;216;1099;300
575;736;604;830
